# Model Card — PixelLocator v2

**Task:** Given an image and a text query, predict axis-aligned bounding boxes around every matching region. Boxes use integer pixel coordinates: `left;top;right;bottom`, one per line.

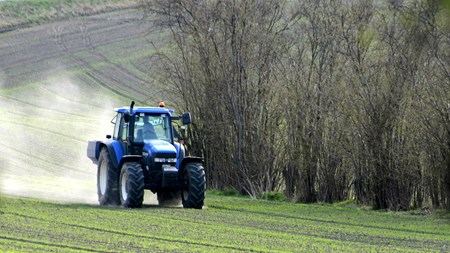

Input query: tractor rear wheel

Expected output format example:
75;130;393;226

97;148;120;206
119;162;144;208
181;163;205;209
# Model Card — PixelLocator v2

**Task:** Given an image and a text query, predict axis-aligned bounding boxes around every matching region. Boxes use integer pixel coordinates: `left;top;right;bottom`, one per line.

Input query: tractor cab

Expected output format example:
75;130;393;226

112;106;177;155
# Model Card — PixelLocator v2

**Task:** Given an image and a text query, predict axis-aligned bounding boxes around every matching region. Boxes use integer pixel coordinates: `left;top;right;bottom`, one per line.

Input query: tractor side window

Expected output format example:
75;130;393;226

121;122;128;141
112;113;121;140
134;115;145;142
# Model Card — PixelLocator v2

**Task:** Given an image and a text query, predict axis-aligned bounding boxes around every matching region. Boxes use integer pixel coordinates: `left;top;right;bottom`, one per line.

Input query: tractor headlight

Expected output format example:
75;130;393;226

154;158;177;163
154;158;166;163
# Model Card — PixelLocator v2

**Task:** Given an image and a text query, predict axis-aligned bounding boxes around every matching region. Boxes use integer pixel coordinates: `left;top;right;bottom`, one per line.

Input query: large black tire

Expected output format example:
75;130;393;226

119;162;144;208
97;148;120;206
181;163;206;209
157;191;181;206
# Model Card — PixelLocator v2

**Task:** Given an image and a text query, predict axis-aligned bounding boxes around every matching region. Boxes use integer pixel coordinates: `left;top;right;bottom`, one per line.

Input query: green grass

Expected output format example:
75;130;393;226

0;0;139;30
1;194;449;252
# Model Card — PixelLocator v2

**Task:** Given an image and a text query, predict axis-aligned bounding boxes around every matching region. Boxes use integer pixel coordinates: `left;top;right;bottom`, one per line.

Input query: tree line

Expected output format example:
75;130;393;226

145;0;449;211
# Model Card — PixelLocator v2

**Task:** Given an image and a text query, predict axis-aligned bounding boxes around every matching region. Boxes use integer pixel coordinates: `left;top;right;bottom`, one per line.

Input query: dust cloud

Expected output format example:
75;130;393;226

0;71;161;205
0;73;112;204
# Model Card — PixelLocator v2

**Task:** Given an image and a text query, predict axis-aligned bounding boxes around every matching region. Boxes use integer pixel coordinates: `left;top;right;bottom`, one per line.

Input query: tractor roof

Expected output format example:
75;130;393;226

115;107;175;115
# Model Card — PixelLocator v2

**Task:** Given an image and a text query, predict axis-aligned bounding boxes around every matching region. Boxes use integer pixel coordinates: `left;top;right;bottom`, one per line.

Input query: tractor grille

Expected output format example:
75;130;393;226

162;171;178;188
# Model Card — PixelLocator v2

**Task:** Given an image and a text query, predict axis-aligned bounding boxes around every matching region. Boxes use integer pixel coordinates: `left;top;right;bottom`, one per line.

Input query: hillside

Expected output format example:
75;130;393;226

0;7;166;203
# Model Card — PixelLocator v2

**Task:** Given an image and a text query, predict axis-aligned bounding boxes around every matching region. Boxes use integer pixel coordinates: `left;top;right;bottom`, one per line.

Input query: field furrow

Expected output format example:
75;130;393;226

2;196;449;252
0;236;111;253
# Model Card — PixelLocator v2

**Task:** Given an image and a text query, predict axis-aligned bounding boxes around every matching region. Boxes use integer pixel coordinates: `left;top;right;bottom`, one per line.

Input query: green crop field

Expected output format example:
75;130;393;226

2;194;450;252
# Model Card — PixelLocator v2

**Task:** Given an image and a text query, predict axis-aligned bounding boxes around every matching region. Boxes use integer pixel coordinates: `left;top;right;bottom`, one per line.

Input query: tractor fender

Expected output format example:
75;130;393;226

119;155;142;168
178;156;203;174
95;141;123;171
173;142;186;169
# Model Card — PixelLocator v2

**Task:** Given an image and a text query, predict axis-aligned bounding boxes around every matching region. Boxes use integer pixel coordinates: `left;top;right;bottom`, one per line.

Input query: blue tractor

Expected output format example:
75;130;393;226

87;101;205;209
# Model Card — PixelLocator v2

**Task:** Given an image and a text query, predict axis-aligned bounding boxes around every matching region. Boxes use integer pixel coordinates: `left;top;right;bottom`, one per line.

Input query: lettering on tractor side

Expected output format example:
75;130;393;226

87;101;206;209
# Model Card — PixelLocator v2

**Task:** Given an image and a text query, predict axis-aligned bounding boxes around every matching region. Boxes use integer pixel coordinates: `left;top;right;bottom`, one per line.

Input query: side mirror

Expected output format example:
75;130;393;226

182;112;191;125
124;112;131;123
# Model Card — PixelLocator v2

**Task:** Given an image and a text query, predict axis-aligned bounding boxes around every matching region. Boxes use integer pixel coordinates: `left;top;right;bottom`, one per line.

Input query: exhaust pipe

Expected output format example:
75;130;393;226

130;100;135;113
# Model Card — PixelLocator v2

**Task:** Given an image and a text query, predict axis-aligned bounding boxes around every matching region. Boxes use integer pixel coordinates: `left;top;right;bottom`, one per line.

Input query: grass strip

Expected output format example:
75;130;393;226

0;0;140;32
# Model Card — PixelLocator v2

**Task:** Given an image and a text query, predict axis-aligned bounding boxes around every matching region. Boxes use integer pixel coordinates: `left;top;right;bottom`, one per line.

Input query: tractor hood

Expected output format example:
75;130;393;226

143;139;176;157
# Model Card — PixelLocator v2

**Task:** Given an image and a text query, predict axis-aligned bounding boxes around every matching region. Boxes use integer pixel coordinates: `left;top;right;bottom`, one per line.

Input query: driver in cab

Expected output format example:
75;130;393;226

142;115;157;139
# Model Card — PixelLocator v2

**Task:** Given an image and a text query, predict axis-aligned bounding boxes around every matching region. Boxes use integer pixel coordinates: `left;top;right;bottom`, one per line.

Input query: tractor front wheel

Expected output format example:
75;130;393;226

181;163;205;209
97;148;120;206
119;162;144;208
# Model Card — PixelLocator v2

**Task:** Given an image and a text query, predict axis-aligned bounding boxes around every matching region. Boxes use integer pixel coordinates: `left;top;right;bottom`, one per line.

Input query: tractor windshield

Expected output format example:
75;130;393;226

134;113;172;142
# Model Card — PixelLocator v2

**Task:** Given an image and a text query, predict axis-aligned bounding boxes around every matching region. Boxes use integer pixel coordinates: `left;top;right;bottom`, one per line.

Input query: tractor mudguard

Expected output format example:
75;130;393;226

89;141;122;170
103;142;121;170
178;156;203;173
173;142;186;169
119;155;142;168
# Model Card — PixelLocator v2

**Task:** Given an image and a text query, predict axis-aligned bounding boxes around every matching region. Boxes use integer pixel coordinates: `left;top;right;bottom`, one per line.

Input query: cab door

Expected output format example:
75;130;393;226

113;113;128;156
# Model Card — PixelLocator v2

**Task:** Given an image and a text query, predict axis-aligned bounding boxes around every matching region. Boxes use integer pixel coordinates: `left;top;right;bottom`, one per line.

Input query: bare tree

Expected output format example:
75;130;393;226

148;0;289;196
410;0;450;209
336;0;447;210
279;0;351;203
145;0;449;210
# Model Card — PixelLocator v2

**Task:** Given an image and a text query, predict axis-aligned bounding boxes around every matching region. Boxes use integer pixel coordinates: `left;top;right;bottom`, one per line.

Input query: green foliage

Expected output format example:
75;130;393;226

206;189;224;196
357;27;376;49
332;199;357;207
261;191;287;202
223;188;239;196
206;189;239;197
